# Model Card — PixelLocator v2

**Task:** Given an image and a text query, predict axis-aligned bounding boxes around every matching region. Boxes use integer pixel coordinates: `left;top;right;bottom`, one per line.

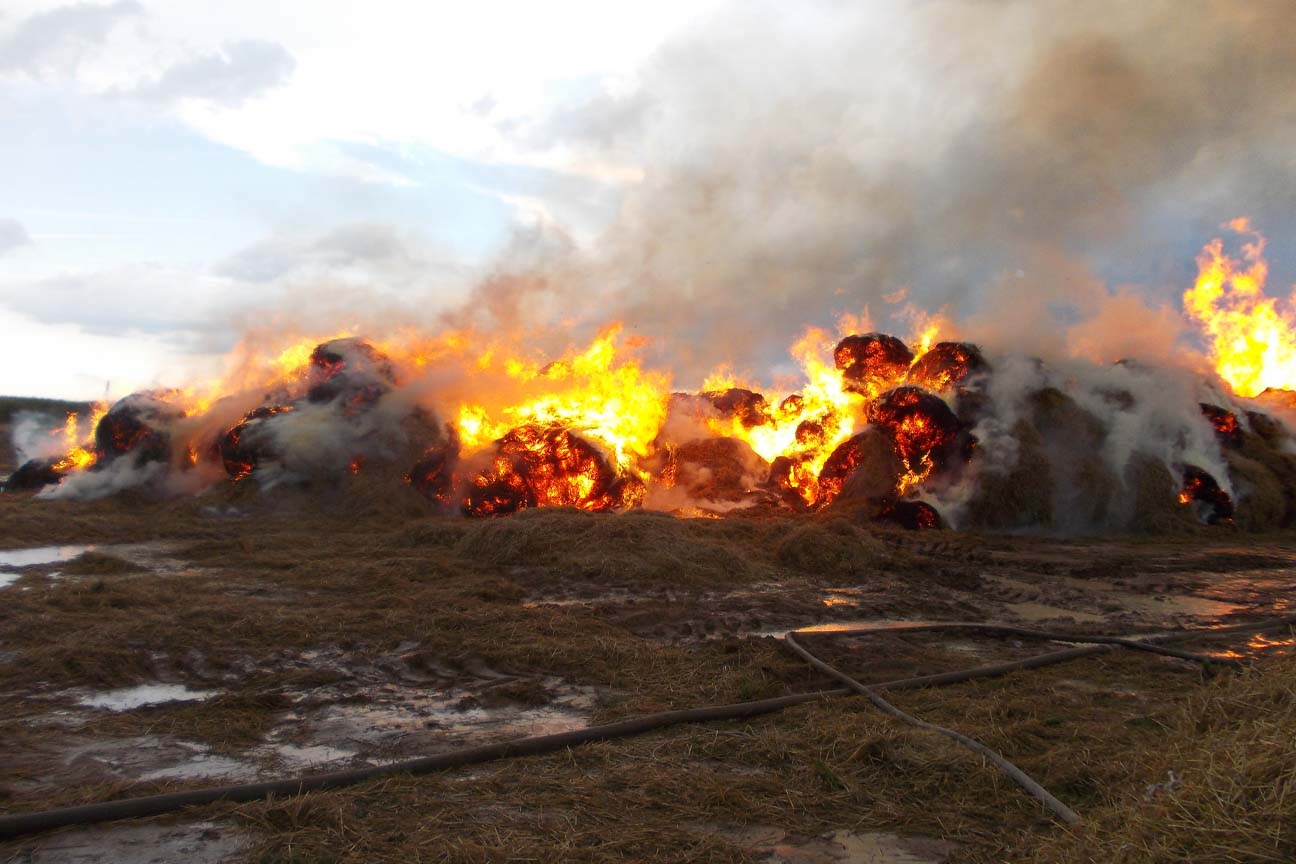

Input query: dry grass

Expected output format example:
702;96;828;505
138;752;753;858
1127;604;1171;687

1026;653;1295;864
0;491;1294;863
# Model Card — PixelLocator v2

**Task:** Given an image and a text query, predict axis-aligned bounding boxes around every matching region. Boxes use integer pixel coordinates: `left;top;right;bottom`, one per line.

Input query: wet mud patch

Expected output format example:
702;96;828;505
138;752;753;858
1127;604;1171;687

8;819;246;864
701;824;957;863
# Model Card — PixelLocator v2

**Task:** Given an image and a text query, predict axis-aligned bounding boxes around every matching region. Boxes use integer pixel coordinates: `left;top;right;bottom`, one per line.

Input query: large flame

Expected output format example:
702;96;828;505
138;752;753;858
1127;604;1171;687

1183;218;1296;397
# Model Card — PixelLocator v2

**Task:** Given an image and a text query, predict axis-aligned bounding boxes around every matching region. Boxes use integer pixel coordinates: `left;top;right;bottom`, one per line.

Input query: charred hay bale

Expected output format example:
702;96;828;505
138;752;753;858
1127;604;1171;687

961;421;1056;530
408;443;457;505
4;457;64;492
822;427;904;504
306;338;396;411
216;405;294;479
700;388;771;428
1225;450;1286;532
1121;453;1197;534
875;499;944;530
1200;403;1244;448
94;392;182;465
834;333;913;396
1179;466;1235;526
669;437;766;502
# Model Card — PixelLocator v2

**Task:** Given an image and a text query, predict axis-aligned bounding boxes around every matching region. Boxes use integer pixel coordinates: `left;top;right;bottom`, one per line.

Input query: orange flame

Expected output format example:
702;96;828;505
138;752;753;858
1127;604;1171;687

1184;218;1296;397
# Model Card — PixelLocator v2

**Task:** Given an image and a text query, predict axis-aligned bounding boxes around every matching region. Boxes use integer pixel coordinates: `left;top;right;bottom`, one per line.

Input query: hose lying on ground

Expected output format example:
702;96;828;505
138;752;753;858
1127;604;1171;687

779;616;1296;825
0;614;1292;841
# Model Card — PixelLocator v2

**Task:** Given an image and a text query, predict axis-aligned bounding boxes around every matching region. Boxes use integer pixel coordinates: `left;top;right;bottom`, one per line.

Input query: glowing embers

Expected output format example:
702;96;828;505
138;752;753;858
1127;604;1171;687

905;342;987;392
1199;403;1243;448
866;386;968;493
834;333;914;397
407;443;457;505
876;498;944;530
1179;466;1235;525
464;425;644;517
217;406;295;479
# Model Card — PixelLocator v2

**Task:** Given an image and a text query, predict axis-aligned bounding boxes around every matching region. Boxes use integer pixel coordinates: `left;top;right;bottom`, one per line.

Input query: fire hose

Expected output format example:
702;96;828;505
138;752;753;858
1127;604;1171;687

1;613;1293;841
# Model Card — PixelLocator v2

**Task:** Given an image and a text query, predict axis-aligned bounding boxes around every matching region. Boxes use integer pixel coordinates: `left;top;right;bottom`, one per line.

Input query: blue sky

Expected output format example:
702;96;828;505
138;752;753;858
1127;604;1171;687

0;0;713;398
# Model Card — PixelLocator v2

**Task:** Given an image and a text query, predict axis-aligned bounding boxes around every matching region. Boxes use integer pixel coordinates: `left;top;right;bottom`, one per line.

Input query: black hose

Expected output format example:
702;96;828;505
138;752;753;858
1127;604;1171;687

1;614;1291;841
777;615;1296;824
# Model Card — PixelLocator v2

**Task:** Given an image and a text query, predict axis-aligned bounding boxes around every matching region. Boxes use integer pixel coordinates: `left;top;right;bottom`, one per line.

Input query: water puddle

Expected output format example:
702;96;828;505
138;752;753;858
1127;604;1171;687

78;684;219;711
1005;602;1105;623
0;571;20;589
16;820;246;864
758;620;933;640
0;545;96;567
298;679;596;754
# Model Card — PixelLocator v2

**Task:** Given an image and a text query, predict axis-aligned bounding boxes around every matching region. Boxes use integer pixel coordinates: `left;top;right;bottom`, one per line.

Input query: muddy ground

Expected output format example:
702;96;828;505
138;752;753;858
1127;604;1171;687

0;485;1292;863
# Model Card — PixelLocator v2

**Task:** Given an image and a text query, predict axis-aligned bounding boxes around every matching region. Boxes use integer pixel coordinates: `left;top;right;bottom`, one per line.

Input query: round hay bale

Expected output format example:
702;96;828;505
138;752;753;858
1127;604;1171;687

1225;450;1286;531
961;421;1055;530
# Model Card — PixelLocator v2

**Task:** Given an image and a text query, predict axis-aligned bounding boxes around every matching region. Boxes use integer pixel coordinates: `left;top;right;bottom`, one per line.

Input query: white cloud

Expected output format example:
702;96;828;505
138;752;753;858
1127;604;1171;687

121;38;295;106
0;218;32;254
0;1;142;78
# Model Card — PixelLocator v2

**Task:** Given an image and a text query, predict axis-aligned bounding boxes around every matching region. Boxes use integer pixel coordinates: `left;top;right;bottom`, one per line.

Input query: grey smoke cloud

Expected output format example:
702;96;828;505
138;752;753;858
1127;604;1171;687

458;0;1296;383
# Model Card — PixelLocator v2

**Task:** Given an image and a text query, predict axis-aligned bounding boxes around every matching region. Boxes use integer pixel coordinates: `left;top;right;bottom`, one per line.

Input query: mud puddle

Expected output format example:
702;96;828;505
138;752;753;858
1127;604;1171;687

77;684;219;712
289;677;597;759
8;819;246;864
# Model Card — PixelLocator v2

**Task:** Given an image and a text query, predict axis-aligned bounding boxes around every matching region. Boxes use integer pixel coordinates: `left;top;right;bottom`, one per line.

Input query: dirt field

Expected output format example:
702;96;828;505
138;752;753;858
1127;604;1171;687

0;484;1292;863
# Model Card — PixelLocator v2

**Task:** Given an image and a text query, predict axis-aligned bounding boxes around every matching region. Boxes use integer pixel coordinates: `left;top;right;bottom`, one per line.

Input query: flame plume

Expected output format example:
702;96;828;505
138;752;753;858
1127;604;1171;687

1184;218;1296;397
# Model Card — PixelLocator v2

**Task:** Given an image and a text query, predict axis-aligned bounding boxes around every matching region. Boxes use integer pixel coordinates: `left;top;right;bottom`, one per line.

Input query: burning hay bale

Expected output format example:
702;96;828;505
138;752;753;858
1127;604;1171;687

216;405;295;479
464;425;642;516
1179;466;1235;525
699;388;771;428
875;498;944;530
1200;403;1244;448
94;391;183;465
866;386;970;485
834;333;913;396
1123;453;1199;534
659;437;767;503
408;442;458;505
816;427;903;506
905;341;988;392
306;338;396;412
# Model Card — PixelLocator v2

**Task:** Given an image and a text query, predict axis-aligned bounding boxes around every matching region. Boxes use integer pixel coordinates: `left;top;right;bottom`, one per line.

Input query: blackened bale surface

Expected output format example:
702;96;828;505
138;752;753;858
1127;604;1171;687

94;392;182;465
4;458;64;491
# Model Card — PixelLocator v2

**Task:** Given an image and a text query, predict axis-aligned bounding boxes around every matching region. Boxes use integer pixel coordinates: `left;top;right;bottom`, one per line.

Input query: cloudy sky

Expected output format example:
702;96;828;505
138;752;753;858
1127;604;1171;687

0;0;719;398
3;1;1295;399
